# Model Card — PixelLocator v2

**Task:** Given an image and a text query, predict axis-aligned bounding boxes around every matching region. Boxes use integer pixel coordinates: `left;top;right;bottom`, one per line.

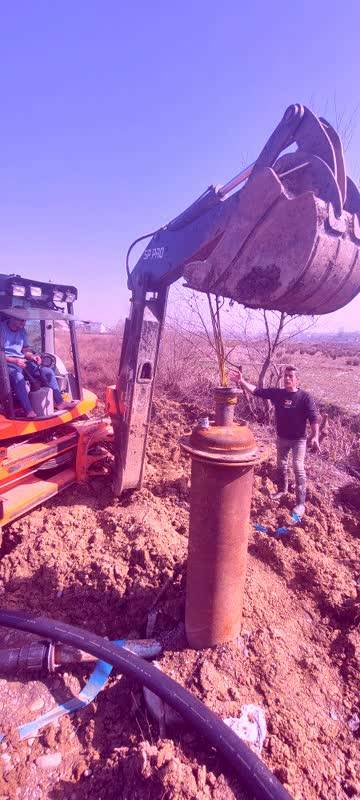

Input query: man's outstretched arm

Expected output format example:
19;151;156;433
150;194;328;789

231;367;257;394
231;367;275;400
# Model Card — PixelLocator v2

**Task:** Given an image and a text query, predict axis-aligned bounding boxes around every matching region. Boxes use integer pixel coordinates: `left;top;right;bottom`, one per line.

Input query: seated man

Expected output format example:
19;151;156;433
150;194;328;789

0;315;74;418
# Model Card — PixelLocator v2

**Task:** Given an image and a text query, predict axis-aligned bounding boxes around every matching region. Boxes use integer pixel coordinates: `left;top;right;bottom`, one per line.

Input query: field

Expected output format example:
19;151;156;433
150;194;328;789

0;330;359;800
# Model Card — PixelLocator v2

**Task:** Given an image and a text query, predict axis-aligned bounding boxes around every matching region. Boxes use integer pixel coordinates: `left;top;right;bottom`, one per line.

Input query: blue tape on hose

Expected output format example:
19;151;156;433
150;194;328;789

1;639;124;742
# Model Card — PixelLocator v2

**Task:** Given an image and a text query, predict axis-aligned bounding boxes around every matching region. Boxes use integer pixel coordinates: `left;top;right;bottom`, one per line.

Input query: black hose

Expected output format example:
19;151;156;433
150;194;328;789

126;228;164;287
0;609;292;800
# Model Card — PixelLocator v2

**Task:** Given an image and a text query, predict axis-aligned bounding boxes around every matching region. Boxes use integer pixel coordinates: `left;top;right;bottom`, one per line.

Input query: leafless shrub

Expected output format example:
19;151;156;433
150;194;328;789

156;324;217;407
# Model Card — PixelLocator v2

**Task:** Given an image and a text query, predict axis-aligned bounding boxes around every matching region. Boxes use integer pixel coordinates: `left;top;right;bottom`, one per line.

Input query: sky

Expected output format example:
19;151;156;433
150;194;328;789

1;1;360;331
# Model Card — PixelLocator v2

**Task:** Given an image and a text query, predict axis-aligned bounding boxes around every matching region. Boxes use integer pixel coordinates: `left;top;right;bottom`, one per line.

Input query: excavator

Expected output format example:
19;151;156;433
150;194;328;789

1;103;360;529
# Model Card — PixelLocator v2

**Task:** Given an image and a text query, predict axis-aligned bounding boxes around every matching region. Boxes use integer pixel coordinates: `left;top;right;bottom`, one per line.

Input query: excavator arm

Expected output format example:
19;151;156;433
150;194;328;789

110;103;360;495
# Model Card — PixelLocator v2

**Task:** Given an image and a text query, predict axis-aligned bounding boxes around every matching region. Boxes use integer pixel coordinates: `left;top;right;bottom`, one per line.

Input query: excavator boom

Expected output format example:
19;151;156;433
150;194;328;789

111;104;360;495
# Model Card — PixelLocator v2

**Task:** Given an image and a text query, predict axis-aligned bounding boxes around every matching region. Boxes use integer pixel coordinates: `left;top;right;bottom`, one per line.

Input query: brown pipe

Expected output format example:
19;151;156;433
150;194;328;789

214;386;239;426
181;387;260;649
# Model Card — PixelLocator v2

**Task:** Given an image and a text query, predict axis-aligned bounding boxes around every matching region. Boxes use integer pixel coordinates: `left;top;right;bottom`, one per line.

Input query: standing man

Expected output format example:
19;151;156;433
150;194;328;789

234;365;320;518
0;315;73;418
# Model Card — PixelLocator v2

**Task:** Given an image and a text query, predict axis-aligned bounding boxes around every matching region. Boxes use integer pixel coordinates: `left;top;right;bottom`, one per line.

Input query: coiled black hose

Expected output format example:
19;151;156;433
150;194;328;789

0;609;292;800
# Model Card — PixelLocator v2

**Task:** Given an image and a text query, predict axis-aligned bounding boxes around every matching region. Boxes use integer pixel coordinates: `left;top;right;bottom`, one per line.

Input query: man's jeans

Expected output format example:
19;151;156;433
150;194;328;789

8;363;62;414
276;437;307;505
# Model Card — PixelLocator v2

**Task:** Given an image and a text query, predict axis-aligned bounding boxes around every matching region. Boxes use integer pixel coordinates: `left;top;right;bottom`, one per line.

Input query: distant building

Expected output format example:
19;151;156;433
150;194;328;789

55;320;68;332
77;321;109;334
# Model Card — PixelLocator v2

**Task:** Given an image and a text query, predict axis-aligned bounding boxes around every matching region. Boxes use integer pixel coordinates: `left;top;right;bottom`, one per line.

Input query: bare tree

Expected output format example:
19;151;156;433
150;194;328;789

249;309;317;387
225;306;317;379
167;288;238;386
225;307;318;421
331;95;359;153
166;285;318;420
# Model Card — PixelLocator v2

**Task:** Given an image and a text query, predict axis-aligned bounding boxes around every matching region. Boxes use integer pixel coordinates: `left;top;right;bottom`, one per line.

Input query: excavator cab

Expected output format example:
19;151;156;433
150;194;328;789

0;274;112;530
0;274;99;431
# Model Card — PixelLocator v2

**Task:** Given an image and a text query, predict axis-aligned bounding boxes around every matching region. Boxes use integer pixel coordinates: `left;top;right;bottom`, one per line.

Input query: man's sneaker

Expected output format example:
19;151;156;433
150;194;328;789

292;503;305;519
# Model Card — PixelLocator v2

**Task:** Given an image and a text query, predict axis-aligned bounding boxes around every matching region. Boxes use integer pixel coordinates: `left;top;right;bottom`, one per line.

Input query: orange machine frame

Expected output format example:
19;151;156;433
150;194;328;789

0;390;113;530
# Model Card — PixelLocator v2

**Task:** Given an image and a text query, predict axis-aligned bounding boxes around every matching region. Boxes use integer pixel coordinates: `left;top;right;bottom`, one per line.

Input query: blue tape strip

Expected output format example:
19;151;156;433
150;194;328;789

254;523;269;533
253;522;293;537
274;526;289;536
1;639;124;742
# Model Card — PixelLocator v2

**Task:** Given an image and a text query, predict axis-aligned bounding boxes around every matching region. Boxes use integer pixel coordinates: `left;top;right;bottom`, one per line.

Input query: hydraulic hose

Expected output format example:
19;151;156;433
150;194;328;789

0;609;292;800
126;228;164;287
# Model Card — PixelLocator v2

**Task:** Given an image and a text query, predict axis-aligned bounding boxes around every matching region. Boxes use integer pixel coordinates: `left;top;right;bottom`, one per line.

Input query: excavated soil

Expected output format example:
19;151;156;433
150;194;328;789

0;397;359;800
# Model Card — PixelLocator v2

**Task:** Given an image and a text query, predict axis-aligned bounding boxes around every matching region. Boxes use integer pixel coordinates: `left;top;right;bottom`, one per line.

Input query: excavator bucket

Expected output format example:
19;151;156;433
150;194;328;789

129;104;360;316
182;105;360;314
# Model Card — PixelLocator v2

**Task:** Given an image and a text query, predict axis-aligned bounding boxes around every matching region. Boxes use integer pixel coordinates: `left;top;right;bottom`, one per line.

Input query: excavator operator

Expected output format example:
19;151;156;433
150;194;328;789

234;365;320;519
0;315;73;418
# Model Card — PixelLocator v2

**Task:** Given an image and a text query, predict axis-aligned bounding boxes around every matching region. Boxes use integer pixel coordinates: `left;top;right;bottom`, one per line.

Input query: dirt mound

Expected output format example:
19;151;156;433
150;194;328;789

0;397;359;800
336;481;360;514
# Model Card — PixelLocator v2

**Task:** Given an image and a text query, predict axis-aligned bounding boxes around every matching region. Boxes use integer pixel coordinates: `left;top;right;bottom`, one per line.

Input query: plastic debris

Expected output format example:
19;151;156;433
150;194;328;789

29;698;45;713
254;523;268;534
198;417;210;429
36;752;62;770
253;510;303;538
143;661;183;734
224;704;267;754
348;713;360;733
254;522;289;537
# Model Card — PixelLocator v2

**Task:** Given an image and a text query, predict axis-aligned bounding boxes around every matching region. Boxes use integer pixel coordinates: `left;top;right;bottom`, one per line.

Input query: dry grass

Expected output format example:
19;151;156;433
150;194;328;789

56;331;121;399
77;333;121;398
156;326;217;407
